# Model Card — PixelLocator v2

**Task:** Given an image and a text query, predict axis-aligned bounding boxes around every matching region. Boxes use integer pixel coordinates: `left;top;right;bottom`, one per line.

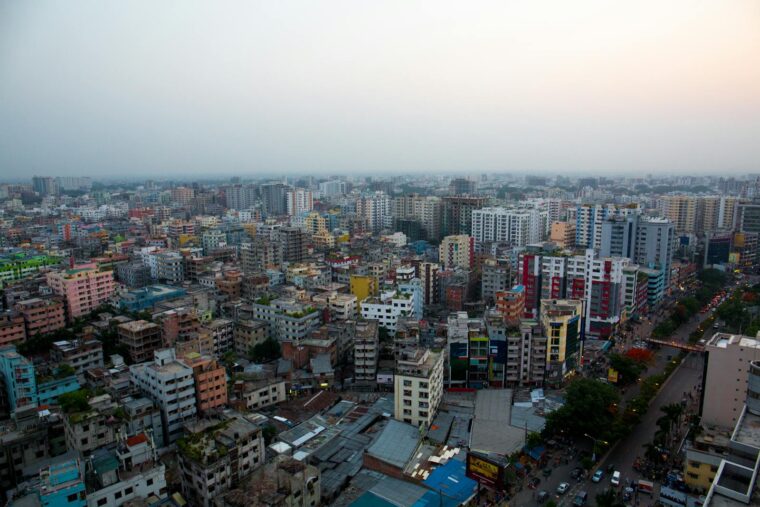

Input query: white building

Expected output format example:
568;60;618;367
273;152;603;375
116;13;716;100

360;289;419;333
471;207;546;247
393;347;444;428
356;192;392;232
286;188;314;217
130;349;197;444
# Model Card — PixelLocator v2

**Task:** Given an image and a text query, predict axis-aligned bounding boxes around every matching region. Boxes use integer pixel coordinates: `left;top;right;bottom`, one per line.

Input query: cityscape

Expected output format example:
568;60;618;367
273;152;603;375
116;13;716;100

2;1;760;507
0;174;758;507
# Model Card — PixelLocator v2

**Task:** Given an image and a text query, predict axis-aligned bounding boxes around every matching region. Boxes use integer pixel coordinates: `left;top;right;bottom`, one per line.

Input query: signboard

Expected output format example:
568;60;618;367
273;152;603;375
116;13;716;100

607;368;619;383
466;452;507;490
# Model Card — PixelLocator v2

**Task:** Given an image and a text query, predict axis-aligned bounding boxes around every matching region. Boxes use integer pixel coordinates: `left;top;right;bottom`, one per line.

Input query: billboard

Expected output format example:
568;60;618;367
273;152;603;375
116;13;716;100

466;452;507;490
607;368;619;383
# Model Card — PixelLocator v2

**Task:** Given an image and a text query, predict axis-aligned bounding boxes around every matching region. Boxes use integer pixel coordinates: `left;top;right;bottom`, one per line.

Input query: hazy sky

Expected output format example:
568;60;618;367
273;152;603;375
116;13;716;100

1;0;759;178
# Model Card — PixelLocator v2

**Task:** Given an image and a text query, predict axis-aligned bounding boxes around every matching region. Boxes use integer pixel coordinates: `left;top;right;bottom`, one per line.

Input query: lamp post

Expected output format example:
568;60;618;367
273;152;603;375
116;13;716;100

584;433;609;462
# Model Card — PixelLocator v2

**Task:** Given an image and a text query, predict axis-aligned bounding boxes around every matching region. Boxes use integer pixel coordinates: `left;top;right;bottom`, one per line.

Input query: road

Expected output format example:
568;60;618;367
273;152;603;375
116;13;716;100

510;281;741;506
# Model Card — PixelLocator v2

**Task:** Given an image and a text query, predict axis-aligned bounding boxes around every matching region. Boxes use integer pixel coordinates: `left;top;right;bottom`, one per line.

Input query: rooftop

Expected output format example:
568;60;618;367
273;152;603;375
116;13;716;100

365;419;420;469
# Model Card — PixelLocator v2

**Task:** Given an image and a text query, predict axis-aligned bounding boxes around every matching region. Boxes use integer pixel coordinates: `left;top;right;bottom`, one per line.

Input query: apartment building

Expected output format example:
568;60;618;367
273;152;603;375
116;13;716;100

701;333;760;429
659;195;698;233
231;379;287;411
0;312;25;347
439;234;474;270
471;207;546;247
549;221;575;248
233;319;269;356
393;347;444;428
494;286;525;325
182;353;227;414
51;338;104;376
360;289;419;333
354;320;379;383
15;297;65;337
46;263;115;321
328;293;358;321
204;318;234;355
0;345;37;411
251;298;320;343
481;258;512;305
178;414;265;507
64;394;118;455
540;299;583;380
130;349;197;444
118;320;162;364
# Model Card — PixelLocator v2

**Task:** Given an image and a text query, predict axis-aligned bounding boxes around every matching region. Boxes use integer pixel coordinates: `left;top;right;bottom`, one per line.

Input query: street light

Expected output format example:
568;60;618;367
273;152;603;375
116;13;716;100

584;433;609;462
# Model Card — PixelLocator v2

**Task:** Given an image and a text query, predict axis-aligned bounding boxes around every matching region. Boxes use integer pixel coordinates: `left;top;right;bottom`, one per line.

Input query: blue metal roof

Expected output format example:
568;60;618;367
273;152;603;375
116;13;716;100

421;459;477;504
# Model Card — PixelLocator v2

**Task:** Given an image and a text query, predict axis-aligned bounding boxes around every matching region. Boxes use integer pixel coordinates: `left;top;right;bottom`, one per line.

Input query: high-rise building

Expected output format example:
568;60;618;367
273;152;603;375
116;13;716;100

442;195;488;236
549;221;576;248
393;195;443;241
171;186;195;206
130;349;198;444
481;258;512;304
701;333;760;429
439;235;474;270
393;347;444;428
471;207;546;247
736;199;760;234
356;192;392;233
660;195;698;233
449;177;476;195
575;203;641;249
354;320;379;383
601;215;675;287
32;176;58;196
540;299;583;381
286;188;313;217
46;263;116;321
224;184;258;210
319;180;346;196
260;182;290;216
278;227;308;263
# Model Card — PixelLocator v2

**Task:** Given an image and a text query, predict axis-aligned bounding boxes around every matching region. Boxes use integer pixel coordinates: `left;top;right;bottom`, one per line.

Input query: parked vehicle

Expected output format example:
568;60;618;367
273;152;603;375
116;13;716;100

572;491;588;506
592;470;604;482
557;482;570;495
623;487;634;501
611;471;621;486
638;479;654;494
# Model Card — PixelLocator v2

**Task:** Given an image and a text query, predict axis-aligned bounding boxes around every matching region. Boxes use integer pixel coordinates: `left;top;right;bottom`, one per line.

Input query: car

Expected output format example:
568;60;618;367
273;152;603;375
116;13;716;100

570;467;583;479
592;470;604;483
557;482;570;495
542;468;553;477
537;490;549;503
572;491;588;506
623;487;634;501
611;470;621;486
528;477;541;489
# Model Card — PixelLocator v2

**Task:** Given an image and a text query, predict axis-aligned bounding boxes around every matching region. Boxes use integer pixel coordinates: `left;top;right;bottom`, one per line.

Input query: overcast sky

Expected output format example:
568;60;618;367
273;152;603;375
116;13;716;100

1;0;759;179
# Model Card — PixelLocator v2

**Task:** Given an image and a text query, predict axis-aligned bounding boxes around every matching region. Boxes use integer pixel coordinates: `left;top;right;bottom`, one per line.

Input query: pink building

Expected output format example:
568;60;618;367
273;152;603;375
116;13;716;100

46;263;115;321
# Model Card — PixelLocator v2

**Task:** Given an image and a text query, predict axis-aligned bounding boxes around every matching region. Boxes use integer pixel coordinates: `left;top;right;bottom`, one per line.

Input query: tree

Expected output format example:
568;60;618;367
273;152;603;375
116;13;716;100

59;389;91;413
625;348;653;365
248;337;282;363
595;489;625;507
544;378;620;440
56;364;76;378
526;432;543;449
608;353;643;386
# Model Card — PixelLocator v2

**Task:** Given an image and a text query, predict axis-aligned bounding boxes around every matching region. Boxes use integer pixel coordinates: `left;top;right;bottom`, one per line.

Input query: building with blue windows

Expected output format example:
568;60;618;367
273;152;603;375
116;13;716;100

37;374;80;407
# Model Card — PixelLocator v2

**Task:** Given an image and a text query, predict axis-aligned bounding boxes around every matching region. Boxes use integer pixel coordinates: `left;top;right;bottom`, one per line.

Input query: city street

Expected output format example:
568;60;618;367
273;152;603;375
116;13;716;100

511;281;740;506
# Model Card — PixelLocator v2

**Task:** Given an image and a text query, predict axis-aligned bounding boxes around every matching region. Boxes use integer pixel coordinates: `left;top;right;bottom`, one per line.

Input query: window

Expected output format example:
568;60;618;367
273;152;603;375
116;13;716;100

97;499;108;506
67;493;78;502
147;478;154;486
115;492;122;499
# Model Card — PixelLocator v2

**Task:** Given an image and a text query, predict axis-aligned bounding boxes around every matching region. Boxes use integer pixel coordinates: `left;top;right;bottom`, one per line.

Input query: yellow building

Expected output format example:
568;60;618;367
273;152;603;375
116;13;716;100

539;299;583;374
350;275;378;302
312;229;335;249
683;428;731;493
304;212;327;235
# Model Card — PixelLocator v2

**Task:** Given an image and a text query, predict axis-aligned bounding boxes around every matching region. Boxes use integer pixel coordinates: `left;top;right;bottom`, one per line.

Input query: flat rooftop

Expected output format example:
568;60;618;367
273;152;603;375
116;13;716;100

707;333;760;350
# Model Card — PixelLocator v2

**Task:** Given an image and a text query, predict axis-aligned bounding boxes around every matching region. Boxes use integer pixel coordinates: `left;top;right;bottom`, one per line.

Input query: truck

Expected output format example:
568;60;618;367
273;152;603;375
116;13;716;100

638;479;654;495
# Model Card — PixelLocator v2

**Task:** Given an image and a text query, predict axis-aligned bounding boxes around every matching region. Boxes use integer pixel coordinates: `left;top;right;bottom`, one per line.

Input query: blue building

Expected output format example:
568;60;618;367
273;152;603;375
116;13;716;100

37;374;80;407
119;285;187;312
0;345;37;411
38;458;86;507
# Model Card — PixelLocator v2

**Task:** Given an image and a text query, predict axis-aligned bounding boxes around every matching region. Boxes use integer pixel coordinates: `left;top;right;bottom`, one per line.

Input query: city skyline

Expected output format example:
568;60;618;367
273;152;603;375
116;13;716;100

2;0;759;178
